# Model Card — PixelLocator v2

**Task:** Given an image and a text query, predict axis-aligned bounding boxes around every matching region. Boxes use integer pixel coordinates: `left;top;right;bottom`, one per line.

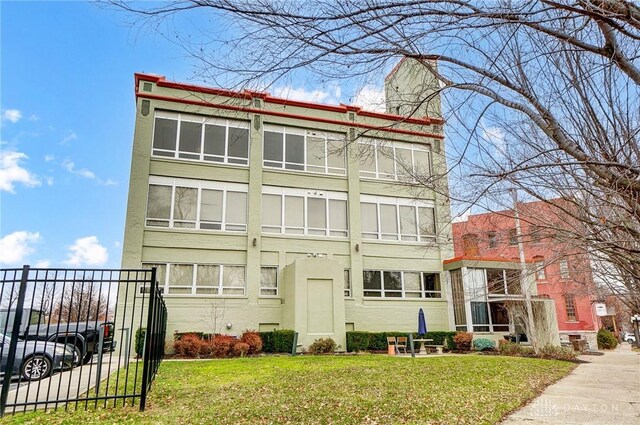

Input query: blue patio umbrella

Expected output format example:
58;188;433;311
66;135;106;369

418;308;427;335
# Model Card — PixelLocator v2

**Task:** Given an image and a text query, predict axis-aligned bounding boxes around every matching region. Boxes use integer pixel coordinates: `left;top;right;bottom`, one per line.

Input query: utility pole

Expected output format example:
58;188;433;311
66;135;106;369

512;188;537;352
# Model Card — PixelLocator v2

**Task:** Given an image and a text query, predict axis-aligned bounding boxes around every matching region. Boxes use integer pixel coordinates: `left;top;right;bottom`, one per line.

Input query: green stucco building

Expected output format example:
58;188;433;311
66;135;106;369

121;58;455;350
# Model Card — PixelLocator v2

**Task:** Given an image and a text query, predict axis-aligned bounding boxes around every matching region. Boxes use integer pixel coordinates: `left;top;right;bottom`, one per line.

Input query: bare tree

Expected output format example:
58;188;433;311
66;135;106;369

50;279;112;324
107;1;639;312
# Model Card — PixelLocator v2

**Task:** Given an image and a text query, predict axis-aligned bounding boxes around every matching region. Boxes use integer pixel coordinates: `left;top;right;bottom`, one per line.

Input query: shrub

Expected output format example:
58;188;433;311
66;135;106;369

210;335;236;358
135;328;146;357
498;341;523;356
473;338;496;351
597;328;618;349
174;333;208;357
241;330;263;354
308;338;337;354
259;331;274;353
346;331;371;352
232;342;250;357
453;332;473;352
538;345;578;361
273;330;296;353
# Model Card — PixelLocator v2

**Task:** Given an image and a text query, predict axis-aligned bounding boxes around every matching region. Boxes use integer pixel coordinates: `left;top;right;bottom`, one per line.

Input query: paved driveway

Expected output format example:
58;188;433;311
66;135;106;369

502;343;640;424
3;354;130;414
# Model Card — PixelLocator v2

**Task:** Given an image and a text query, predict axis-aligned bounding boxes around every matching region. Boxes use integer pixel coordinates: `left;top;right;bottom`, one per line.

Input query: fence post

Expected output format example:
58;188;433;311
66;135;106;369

409;333;415;358
0;265;29;417
139;267;157;412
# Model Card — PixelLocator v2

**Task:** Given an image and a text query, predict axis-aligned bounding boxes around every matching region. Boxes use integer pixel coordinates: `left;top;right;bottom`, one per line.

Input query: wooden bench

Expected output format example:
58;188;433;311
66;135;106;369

424;344;444;354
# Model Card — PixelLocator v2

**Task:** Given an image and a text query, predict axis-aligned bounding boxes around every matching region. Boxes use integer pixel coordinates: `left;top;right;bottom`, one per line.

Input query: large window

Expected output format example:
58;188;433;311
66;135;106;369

143;263;246;296
363;270;441;299
486;269;521;295
146;176;247;232
261;186;348;237
471;302;510;333
358;139;431;181
360;195;436;242
559;260;570;279
152;111;249;165
263;125;346;175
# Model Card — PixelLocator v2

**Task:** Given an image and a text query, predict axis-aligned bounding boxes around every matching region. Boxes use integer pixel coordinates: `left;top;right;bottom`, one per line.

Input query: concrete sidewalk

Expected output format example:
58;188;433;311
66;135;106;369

502;343;640;424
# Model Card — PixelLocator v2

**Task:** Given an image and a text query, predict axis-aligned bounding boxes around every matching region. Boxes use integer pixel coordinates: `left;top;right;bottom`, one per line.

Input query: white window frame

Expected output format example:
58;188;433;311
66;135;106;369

143;262;246;296
146;176;248;232
362;270;442;299
357;138;431;181
360;194;436;242
263;124;347;175
260;266;279;297
152;111;250;165
261;186;349;237
344;269;352;298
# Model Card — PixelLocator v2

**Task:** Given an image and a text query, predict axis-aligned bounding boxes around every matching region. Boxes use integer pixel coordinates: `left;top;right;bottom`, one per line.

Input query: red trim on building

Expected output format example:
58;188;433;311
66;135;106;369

134;73;445;128
136;92;445;140
443;256;533;265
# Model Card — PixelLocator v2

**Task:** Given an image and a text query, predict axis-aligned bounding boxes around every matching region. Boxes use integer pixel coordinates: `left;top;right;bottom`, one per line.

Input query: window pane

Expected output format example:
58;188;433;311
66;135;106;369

264;131;283;162
471;302;489;326
395;147;412;178
377;146;395;178
179;121;202;154
223;266;246;288
306;136;325;167
404;272;421;291
327;139;346;170
307;198;327;230
262;194;282;227
329;200;348;231
505;269;521;294
399;206;418;239
361;203;378;234
418;207;436;236
380;204;398;239
196;265;220;287
173;187;197;221
260;267;277;296
147;185;172;220
170;264;193;287
228;127;249;159
487;269;505;295
226;192;247;225
153;118;177;151
200;189;223;225
413;149;430;175
144;263;166;287
358;143;376;174
383;271;402;291
285;134;304;169
344;270;351;297
204;124;226;156
363;271;381;289
423;273;441;292
285;196;304;228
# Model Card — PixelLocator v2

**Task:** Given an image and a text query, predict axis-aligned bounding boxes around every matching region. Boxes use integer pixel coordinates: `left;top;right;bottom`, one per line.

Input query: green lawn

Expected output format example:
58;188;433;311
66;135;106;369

4;354;574;425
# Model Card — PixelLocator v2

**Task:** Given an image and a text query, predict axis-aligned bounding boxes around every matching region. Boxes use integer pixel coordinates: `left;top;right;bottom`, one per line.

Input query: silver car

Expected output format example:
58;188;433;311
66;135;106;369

0;333;76;381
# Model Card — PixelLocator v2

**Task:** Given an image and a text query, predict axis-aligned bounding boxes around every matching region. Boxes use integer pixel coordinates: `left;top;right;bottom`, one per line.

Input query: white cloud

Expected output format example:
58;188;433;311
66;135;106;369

481;123;506;156
0;151;41;193
352;85;386;112
273;86;331;104
0;231;41;265
35;259;51;268
66;236;108;266
28;114;39;121
102;179;117;186
61;131;77;145
62;159;95;179
2;109;23;123
44;154;55;162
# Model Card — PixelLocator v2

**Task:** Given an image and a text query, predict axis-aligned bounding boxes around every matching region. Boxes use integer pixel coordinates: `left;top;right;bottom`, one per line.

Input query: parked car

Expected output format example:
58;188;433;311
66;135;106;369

0;333;76;381
623;332;637;344
0;309;116;365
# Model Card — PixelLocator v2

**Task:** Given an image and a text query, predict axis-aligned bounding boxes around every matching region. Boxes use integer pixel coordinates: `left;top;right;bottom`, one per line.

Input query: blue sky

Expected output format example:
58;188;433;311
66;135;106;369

0;1;201;268
0;1;394;269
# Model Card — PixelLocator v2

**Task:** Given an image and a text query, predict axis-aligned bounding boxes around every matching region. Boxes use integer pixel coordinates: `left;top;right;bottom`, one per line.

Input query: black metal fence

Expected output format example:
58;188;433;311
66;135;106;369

0;265;167;416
